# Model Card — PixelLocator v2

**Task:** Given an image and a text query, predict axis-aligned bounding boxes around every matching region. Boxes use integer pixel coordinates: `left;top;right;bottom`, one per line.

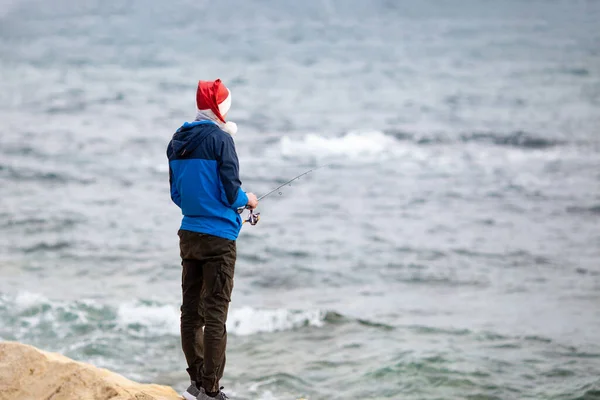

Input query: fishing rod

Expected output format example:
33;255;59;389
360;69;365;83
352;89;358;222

238;164;330;225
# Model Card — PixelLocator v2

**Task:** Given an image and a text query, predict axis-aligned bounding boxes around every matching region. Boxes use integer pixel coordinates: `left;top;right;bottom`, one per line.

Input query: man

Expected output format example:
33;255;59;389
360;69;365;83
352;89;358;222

167;79;258;400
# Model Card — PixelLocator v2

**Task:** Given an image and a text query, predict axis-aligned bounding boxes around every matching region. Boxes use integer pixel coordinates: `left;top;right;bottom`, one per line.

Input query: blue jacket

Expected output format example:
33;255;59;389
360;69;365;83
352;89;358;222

167;120;248;240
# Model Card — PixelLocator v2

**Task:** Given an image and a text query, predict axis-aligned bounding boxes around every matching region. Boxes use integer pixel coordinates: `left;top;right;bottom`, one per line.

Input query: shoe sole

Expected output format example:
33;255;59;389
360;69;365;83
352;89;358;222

182;391;197;400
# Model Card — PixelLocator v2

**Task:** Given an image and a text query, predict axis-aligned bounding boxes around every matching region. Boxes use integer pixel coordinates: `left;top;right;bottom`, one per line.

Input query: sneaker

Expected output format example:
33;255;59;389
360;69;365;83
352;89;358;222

199;386;229;400
182;382;203;400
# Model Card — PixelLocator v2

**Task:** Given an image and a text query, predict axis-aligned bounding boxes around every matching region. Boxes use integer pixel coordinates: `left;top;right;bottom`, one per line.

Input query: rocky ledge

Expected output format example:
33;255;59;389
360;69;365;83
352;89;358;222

0;341;181;400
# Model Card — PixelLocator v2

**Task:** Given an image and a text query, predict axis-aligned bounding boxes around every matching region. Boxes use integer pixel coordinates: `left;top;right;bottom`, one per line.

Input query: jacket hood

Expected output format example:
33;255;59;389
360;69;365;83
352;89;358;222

168;121;216;160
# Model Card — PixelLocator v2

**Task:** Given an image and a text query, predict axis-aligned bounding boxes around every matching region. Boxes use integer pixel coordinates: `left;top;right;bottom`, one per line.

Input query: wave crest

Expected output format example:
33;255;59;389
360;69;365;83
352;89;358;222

0;292;329;340
273;130;563;161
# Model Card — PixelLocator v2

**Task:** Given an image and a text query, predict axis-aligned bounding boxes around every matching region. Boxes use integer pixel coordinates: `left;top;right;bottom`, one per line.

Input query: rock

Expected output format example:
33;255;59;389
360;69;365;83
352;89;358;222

0;341;181;400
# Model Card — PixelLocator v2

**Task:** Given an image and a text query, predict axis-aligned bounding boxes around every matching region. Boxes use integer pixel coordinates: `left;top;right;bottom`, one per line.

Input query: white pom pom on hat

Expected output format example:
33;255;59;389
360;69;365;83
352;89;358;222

223;121;238;135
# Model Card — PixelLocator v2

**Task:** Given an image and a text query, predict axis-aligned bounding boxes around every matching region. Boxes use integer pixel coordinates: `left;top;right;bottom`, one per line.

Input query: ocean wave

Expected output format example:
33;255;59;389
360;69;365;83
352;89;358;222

229;306;326;335
273;130;564;160
279;131;398;159
0;292;330;340
117;302;331;336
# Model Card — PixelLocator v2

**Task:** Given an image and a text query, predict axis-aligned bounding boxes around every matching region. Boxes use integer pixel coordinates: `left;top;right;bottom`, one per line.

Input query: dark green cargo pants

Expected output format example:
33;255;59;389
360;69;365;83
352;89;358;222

178;229;236;393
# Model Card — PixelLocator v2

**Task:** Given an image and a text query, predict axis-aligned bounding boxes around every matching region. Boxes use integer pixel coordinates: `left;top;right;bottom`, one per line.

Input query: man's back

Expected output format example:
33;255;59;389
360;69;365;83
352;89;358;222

167;120;248;241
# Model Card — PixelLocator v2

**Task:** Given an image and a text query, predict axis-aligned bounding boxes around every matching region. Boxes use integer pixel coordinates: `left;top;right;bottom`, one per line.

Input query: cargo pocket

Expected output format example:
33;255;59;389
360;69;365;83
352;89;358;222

214;263;234;302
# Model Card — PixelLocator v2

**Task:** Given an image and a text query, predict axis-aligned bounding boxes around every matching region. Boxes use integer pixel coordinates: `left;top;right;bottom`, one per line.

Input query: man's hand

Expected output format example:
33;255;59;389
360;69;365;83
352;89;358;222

246;192;258;210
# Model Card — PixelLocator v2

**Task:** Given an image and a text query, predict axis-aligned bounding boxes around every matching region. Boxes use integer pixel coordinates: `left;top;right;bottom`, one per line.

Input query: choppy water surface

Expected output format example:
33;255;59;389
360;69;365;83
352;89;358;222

1;1;599;399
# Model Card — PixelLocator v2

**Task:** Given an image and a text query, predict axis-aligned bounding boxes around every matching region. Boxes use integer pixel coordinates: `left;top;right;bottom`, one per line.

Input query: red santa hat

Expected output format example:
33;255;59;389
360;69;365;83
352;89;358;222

196;79;231;123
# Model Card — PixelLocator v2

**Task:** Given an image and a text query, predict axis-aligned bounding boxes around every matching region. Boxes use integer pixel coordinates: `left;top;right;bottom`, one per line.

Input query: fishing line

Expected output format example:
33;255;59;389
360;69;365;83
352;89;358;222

258;164;331;201
239;163;331;225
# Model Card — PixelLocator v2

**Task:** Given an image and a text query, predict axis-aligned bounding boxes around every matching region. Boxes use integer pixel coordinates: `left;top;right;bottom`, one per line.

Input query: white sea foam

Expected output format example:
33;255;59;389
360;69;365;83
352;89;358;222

278;131;401;159
14;291;48;309
1;293;328;339
117;302;180;336
228;306;326;335
116;302;326;336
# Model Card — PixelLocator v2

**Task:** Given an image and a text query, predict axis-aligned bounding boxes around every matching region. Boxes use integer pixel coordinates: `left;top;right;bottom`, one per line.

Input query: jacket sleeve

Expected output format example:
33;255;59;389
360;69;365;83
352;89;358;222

217;134;248;209
169;165;182;208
